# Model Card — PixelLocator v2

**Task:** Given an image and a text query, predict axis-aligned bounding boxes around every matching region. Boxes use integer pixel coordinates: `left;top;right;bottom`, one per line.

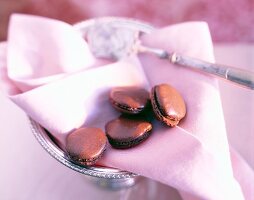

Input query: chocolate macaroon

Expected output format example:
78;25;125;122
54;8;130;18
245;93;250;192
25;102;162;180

151;83;186;127
66;127;107;166
109;86;150;114
105;115;152;149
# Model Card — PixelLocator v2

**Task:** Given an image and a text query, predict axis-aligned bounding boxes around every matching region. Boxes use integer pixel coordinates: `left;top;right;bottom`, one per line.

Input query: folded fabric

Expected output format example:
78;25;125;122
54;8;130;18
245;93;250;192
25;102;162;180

3;15;149;148
0;14;253;199
7;14;95;91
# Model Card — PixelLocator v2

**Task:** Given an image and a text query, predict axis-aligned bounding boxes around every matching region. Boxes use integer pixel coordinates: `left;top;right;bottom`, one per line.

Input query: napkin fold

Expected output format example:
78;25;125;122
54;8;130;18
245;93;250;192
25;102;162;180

4;14;149;147
0;14;253;200
7;15;95;92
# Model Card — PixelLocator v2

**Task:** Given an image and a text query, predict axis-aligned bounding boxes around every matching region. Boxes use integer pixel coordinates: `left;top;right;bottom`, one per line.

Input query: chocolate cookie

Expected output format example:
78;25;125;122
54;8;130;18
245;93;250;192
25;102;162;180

105;115;152;149
109;86;150;114
151;83;186;126
66;127;107;166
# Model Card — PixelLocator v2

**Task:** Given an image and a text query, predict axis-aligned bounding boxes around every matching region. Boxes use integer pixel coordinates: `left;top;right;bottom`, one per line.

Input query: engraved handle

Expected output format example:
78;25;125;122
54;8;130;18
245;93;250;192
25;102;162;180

171;53;254;90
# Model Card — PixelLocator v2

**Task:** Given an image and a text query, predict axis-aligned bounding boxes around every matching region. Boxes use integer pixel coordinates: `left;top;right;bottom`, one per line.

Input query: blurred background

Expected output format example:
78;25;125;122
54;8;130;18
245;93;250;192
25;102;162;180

0;0;254;42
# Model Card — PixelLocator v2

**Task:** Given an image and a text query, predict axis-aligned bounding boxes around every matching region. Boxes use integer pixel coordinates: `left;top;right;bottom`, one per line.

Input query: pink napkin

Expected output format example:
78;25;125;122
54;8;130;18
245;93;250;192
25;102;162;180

0;14;253;199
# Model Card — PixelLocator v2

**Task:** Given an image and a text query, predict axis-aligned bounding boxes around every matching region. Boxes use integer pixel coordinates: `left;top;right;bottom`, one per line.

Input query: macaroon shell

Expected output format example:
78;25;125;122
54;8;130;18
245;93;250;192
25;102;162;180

109;86;150;114
105;115;152;148
150;87;163;119
66;127;107;161
151;84;186;126
154;84;186;119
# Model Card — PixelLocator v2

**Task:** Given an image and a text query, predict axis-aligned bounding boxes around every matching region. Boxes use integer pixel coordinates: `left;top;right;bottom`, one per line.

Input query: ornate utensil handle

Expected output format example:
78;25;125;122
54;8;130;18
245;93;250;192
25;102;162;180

170;53;254;90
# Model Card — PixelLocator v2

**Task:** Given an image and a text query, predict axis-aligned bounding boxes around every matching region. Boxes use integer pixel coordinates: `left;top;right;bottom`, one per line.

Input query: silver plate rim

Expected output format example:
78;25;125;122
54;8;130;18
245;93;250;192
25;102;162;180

29;117;137;179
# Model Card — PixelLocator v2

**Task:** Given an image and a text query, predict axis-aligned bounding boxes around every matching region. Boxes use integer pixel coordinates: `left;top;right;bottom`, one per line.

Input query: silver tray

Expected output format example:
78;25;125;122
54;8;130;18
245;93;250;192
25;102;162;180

29;117;137;179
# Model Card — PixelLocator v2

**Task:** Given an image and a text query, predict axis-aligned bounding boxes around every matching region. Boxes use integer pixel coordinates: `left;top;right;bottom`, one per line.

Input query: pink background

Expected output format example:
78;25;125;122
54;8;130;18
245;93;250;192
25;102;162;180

0;0;254;42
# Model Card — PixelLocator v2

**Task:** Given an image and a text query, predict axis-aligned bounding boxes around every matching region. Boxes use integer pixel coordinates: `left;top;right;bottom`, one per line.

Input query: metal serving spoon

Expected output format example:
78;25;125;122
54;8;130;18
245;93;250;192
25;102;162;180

74;17;254;90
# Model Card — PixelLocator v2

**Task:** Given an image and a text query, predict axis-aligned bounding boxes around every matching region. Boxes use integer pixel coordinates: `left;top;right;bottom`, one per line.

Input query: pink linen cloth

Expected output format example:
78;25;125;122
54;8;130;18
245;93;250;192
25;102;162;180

0;14;253;199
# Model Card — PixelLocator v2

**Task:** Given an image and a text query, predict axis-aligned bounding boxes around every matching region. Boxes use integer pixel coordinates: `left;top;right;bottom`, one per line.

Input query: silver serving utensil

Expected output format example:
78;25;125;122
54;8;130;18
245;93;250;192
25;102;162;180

75;17;254;90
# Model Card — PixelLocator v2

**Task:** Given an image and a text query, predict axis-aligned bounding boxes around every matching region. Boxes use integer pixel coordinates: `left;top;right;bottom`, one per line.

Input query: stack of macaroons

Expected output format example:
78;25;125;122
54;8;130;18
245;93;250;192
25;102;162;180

106;86;152;149
66;83;186;166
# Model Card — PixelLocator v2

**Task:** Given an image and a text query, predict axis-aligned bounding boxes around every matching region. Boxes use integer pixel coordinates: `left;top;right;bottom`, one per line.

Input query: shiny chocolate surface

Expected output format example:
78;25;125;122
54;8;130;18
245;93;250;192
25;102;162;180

151;84;186;126
110;86;150;114
66;127;107;165
105;115;152;148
